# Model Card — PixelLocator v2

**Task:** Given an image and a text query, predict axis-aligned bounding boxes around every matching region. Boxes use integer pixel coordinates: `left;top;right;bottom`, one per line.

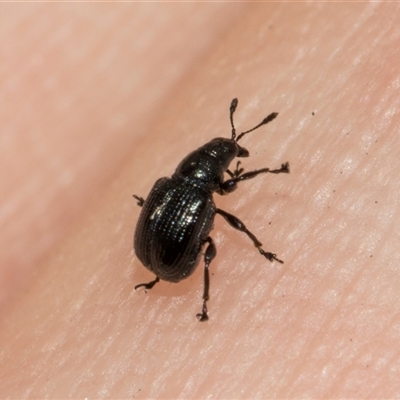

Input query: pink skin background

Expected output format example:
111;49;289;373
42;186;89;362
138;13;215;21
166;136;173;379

1;3;400;398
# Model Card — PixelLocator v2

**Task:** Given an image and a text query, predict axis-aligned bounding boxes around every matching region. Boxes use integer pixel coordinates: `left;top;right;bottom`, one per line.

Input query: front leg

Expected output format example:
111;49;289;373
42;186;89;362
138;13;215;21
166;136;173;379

226;161;244;179
220;162;289;194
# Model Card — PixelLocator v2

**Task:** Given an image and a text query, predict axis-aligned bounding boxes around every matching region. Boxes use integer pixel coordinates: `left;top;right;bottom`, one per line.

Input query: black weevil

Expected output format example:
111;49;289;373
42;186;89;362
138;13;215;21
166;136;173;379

133;98;289;321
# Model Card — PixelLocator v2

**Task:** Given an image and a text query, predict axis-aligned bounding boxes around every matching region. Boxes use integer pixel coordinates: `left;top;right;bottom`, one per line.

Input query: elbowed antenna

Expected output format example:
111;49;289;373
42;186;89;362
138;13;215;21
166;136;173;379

230;98;278;142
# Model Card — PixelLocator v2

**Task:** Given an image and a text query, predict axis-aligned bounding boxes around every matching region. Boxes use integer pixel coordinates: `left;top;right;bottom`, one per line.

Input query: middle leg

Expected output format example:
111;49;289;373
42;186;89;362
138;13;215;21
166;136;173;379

216;208;283;263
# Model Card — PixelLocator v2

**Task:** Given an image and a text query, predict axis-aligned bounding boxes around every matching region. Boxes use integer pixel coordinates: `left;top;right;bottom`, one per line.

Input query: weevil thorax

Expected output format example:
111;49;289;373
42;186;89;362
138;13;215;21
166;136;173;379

173;137;248;192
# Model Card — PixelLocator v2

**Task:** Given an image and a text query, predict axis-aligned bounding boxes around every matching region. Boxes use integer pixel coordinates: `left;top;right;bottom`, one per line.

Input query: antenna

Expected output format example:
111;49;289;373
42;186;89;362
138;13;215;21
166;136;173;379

229;98;278;142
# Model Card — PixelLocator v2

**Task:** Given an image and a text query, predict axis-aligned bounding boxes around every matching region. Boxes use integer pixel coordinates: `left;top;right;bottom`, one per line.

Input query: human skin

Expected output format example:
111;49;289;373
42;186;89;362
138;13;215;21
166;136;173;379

2;3;400;398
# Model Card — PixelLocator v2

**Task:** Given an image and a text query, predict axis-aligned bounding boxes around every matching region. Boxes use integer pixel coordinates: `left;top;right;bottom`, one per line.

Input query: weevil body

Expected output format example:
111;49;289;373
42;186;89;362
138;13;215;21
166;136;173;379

133;98;289;321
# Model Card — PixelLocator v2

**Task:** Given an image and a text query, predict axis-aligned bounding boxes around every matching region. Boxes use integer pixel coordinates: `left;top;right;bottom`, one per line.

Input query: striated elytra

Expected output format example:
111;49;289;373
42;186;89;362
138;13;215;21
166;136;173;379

133;98;289;321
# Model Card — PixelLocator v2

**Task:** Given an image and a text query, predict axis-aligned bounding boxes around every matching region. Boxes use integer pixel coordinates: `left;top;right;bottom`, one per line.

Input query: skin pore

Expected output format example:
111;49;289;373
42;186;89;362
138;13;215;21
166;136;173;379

1;3;400;398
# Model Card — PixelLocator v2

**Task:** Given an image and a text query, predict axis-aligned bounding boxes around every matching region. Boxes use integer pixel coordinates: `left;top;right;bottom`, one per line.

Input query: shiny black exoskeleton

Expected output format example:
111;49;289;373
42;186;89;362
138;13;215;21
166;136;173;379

133;98;289;321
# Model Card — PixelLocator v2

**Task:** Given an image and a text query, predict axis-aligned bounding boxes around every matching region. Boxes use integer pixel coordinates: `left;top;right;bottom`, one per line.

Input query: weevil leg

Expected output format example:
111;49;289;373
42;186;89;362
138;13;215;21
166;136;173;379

216;208;284;264
135;276;160;291
133;194;145;207
196;237;217;322
220;162;289;194
226;161;244;179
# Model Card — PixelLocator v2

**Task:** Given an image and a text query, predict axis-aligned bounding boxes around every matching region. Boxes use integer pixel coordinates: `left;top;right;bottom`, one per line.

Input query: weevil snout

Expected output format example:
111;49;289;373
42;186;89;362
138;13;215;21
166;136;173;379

236;143;249;158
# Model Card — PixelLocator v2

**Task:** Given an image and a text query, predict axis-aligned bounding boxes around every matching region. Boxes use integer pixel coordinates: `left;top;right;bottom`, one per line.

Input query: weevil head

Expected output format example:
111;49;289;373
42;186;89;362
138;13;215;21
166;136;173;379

204;137;249;161
173;137;246;192
173;99;278;192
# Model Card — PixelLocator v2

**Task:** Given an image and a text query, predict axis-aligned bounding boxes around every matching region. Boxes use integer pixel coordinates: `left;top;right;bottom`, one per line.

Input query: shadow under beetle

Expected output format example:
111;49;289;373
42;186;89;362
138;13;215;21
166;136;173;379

133;98;289;321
